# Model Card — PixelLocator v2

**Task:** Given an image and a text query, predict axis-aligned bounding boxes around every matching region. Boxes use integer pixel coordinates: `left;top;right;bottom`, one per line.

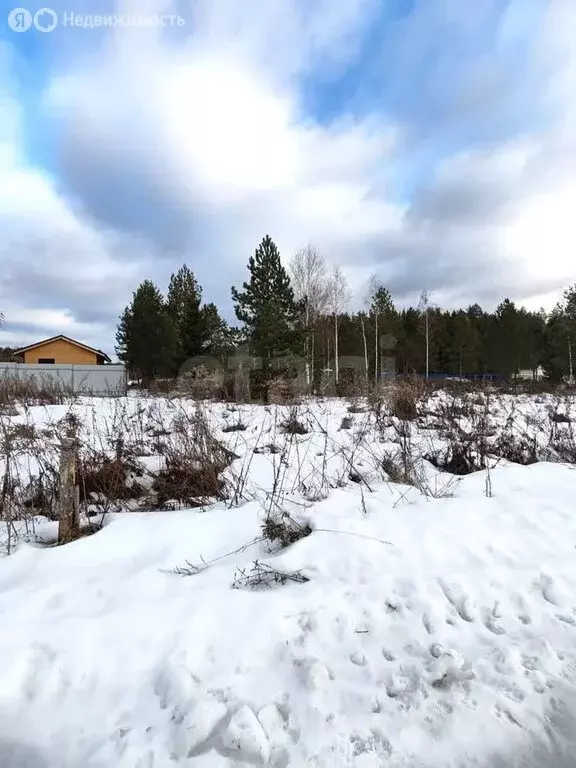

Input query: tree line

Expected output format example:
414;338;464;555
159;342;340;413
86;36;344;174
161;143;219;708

115;235;576;384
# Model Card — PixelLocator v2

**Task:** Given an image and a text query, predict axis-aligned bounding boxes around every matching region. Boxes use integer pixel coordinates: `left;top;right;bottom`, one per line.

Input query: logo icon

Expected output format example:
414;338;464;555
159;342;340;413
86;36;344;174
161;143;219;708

8;7;32;31
34;7;57;31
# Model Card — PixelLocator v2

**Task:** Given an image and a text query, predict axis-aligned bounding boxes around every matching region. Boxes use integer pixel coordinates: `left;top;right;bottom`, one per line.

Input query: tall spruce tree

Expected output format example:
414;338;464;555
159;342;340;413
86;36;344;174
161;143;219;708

115;279;176;384
494;299;521;376
367;281;396;380
231;235;298;368
166;265;204;370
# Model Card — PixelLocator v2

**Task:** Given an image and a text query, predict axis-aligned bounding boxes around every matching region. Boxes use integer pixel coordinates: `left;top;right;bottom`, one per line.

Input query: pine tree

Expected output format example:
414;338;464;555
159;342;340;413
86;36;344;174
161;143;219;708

231;235;298;369
166;265;204;370
115;280;176;385
493;299;521;376
200;302;237;361
563;285;576;382
542;289;576;382
367;280;396;380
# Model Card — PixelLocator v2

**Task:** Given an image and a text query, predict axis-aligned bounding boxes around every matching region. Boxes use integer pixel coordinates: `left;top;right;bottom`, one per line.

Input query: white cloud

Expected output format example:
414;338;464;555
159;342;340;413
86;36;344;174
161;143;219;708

42;6;402;288
0;131;155;350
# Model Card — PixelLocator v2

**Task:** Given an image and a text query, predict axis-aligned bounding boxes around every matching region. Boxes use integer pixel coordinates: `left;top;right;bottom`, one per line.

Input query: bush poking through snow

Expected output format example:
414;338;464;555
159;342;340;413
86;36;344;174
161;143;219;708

262;512;312;549
384;378;424;421
221;421;248;433
154;457;227;508
153;407;235;507
232;561;309;590
493;431;538;466
253;443;282;455
340;416;354;430
381;451;414;486
175;366;225;400
280;407;309;435
424;445;483;476
78;454;144;503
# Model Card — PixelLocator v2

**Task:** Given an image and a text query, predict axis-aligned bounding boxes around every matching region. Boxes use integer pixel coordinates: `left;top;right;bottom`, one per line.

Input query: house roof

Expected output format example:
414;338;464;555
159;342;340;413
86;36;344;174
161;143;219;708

14;335;111;363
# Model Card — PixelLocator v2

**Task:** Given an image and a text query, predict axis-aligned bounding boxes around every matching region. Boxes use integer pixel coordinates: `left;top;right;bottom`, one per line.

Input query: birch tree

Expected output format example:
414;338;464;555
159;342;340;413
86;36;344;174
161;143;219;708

290;245;330;386
359;312;369;377
329;266;350;384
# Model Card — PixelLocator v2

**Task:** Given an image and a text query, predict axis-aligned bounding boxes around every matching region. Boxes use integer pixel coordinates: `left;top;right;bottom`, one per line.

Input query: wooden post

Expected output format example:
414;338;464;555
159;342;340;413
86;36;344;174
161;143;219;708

58;425;79;544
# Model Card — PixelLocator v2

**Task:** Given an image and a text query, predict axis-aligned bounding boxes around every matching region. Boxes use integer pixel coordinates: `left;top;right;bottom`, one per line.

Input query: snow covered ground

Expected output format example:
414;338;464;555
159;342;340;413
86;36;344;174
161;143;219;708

1;393;576;766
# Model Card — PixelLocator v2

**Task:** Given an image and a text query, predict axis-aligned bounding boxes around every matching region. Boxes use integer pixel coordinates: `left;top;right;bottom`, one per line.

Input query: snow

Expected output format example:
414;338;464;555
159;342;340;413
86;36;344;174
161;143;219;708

1;394;576;765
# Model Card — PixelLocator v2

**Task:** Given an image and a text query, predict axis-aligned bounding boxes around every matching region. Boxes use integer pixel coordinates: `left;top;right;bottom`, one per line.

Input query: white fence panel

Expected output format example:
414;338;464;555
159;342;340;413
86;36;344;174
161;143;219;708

0;363;127;396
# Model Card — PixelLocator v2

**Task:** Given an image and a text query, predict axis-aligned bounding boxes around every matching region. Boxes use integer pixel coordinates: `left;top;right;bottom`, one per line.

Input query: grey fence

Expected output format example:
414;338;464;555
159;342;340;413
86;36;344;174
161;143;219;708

0;363;127;396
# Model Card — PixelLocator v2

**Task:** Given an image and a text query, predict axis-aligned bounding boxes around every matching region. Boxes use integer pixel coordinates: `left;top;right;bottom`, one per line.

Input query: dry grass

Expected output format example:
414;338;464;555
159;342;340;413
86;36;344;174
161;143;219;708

232;561;309;590
0;376;71;409
384;377;425;421
1;381;576;558
176;366;226;400
280;407;309;435
152;408;236;508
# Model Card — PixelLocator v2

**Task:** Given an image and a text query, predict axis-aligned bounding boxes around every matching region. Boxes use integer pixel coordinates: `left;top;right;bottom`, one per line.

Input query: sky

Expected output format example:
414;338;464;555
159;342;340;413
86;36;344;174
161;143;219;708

0;0;575;355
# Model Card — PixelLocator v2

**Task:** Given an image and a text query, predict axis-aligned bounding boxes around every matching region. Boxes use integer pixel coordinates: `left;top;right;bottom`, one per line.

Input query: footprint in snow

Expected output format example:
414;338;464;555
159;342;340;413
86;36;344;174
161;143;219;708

538;574;565;606
438;579;475;623
173;700;229;759
513;594;532;625
428;649;470;689
421;611;438;635
556;613;576;626
219;705;271;765
258;702;300;763
481;605;506;636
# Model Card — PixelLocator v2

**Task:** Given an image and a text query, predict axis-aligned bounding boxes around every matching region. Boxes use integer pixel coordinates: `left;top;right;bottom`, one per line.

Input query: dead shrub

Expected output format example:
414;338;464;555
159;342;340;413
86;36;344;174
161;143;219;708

280;407;309;435
20;473;58;519
3;422;38;447
149;378;177;395
340;415;354;430
154;457;227;507
424;445;483;476
385;377;424;421
549;410;571;424
547;427;576;464
177;366;225;400
267;375;297;405
0;376;70;407
221;422;248;433
493;432;538;465
382;450;414;485
335;368;368;398
262;513;312;549
77;455;144;503
232;561;309;590
254;443;282;455
232;366;251;403
152;406;235;507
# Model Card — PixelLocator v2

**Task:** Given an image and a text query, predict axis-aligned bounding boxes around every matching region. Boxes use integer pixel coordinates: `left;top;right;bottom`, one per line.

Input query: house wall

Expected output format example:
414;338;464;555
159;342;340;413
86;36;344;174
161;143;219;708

22;339;99;365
